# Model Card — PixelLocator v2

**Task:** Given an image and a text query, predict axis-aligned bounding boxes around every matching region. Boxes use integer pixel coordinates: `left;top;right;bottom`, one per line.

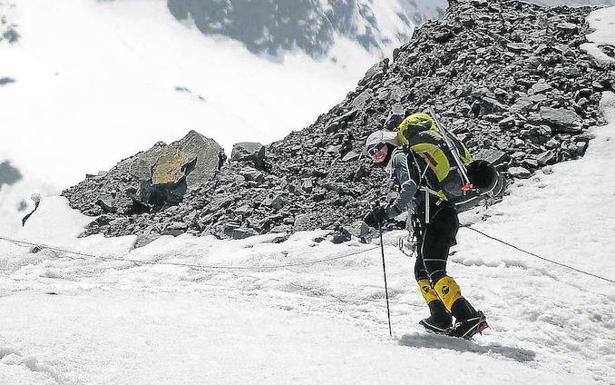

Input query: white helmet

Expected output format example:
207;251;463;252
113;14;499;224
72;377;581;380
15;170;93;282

363;130;400;155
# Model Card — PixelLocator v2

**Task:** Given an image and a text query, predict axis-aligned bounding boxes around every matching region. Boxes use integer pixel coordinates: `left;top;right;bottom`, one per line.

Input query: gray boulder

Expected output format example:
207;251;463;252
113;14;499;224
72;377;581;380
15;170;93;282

231;142;266;170
129;131;224;190
507;43;531;53
63;130;225;215
539;107;581;131
481;97;508;114
508;167;531;179
239;167;265;184
96;193;138;215
172;130;226;187
152;146;196;186
351;90;371;110
223;225;259;240
341;151;361;162
473;149;509;165
294;213;316;232
557;22;578;34
530;81;552;95
137;131;225;205
329;227;352;244
128;141;166;180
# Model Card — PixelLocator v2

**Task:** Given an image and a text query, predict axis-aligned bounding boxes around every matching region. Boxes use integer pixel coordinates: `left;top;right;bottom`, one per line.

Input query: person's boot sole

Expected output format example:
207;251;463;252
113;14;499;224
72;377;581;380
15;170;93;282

418;319;451;335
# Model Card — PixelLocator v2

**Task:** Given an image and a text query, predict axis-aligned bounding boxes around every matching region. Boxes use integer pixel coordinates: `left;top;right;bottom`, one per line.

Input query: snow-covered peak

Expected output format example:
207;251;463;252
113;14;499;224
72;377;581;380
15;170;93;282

167;0;447;59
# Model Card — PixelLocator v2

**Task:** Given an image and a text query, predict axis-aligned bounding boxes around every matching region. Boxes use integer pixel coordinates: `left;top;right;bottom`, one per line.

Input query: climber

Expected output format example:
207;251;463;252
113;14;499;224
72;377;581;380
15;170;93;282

362;113;496;339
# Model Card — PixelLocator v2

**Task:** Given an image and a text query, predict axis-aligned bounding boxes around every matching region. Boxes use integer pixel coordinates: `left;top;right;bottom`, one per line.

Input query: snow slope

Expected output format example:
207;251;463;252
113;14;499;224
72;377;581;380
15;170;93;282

2;4;615;385
3;109;615;384
2;112;615;385
1;72;615;384
0;292;593;385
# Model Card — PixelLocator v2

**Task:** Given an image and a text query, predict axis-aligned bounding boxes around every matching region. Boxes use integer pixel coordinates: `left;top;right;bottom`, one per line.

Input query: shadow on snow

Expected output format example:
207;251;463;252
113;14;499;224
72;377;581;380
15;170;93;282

398;333;536;363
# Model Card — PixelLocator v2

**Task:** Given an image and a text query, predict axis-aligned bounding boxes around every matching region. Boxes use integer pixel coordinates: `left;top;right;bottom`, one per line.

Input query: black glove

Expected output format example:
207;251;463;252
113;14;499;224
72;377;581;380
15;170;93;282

363;206;387;229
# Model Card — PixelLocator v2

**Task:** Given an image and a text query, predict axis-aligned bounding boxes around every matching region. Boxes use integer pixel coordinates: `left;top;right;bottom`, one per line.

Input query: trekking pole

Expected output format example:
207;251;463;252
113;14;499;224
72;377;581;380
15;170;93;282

378;223;393;337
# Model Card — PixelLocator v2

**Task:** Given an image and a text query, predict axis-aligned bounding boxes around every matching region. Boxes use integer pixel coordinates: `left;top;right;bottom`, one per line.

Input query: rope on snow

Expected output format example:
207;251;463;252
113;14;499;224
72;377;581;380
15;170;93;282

2;226;615;285
0;235;379;272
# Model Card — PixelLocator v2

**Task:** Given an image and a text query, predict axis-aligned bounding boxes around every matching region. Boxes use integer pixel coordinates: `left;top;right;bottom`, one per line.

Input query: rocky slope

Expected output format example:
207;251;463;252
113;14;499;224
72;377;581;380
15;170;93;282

63;0;614;244
62;131;226;219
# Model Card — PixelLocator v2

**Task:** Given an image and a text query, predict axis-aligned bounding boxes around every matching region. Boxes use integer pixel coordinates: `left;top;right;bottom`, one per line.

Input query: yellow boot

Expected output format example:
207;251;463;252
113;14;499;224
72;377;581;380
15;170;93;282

433;276;463;313
417;279;452;333
434;276;488;339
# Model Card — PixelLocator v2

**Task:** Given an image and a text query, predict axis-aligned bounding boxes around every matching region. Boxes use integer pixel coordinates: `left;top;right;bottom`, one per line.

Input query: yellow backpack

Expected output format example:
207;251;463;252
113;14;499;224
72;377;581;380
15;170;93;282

397;113;473;201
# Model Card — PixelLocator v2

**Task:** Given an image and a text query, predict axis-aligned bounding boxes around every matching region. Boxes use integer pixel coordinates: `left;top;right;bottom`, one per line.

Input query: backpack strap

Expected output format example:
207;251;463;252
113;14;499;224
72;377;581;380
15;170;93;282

428;108;473;190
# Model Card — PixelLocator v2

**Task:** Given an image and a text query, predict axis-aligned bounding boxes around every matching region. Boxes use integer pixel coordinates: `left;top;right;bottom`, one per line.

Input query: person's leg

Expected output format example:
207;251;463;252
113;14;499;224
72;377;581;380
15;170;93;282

414;219;452;332
422;207;480;322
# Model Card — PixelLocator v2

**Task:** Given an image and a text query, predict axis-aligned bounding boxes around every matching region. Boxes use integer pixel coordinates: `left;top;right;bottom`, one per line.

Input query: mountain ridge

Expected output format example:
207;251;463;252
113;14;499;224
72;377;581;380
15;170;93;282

63;0;614;242
167;0;447;58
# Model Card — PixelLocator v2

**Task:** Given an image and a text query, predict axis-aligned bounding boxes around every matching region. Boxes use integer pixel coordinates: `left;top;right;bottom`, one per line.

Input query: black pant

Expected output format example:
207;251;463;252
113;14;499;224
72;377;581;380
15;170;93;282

413;205;459;284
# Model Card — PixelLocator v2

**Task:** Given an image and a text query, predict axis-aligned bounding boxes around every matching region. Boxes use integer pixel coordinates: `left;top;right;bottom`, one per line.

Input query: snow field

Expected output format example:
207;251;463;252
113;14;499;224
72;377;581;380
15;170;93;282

2;166;614;384
1;3;615;385
0;292;590;385
581;6;615;64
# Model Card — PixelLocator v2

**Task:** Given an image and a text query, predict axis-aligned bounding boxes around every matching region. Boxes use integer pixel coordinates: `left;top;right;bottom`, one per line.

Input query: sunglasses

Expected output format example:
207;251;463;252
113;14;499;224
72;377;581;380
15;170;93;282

367;142;387;157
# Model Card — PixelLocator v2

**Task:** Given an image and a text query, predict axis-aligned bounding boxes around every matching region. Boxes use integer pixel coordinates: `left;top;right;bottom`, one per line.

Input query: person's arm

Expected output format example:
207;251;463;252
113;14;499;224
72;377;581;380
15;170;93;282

385;151;420;218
